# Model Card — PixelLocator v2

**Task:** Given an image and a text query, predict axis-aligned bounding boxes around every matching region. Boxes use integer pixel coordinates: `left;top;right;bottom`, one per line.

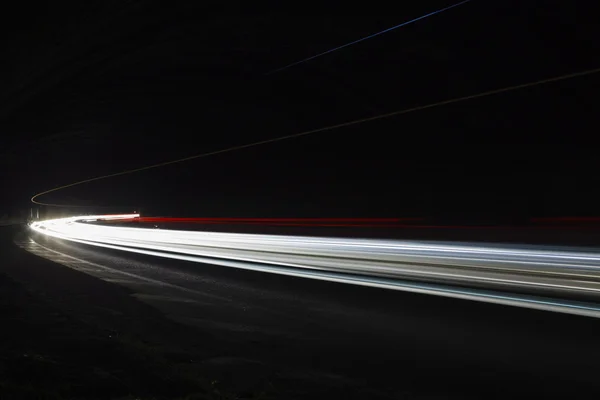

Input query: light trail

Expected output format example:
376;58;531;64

29;214;600;318
266;0;472;74
30;66;600;208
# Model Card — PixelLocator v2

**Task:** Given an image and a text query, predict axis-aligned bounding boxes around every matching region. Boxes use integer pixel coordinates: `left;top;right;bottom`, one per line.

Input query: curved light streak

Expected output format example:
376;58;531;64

29;214;600;318
30;66;600;208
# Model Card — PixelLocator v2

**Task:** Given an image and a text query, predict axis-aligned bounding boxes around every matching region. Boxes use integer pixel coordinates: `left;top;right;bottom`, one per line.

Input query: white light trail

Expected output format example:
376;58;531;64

29;214;600;318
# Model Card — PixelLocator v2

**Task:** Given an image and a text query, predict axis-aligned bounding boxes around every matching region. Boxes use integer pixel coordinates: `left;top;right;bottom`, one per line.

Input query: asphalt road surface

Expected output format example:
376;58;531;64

4;225;600;398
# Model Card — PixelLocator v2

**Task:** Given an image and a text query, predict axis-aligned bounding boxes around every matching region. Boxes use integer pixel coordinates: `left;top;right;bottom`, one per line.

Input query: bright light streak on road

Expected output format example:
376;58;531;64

267;0;472;74
29;214;600;318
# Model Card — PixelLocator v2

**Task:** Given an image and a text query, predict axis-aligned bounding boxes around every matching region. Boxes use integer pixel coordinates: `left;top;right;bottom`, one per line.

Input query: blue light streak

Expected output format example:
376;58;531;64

267;0;472;75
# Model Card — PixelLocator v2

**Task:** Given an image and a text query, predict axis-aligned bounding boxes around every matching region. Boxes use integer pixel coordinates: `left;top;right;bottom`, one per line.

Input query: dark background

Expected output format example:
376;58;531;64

1;1;599;221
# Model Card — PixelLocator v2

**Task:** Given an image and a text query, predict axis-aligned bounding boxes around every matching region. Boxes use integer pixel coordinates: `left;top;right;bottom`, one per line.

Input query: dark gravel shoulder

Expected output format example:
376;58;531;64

0;226;396;399
0;226;234;399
